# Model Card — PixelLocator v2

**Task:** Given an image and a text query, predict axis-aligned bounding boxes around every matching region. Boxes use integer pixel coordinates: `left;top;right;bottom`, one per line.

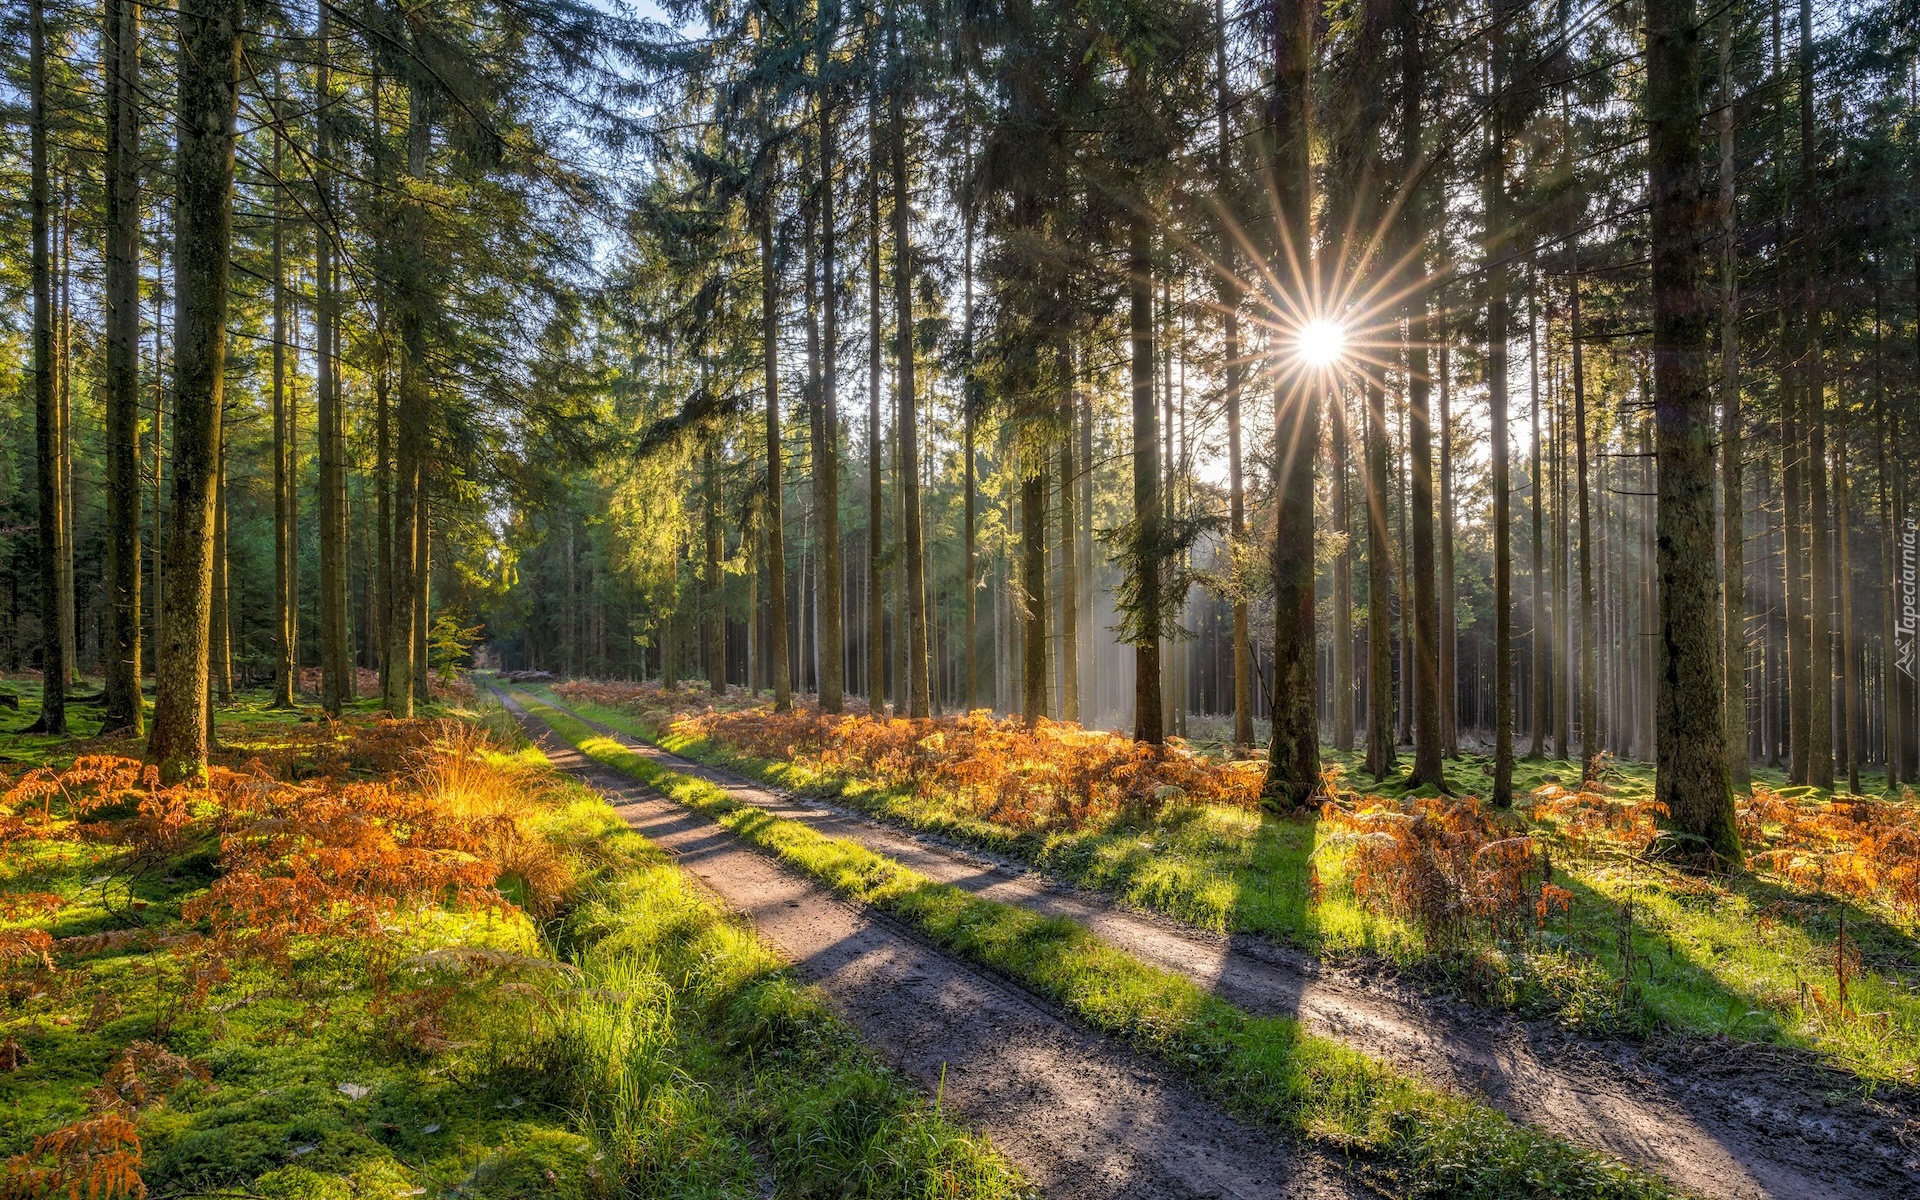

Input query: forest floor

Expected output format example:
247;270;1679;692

0;681;1023;1200
516;679;1920;1200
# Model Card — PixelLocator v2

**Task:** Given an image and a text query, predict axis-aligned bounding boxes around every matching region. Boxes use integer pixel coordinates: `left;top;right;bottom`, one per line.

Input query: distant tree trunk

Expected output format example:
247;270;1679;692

1216;0;1251;754
1402;6;1442;789
1263;0;1319;807
149;0;243;781
413;488;430;705
1130;220;1163;745
1331;383;1355;753
1487;2;1515;806
1022;463;1048;725
890;32;930;720
375;330;392;700
867;84;886;711
57;178;76;688
1057;335;1080;724
1363;363;1394;780
1529;278;1548;760
1718;6;1748;788
1837;415;1857;792
28;0;66;736
271;81;297;709
762;196;792;712
102;0;143;734
1440;345;1458;754
1798;0;1832;791
705;445;725;695
211;427;231;703
1572;256;1598;777
1647;0;1740;865
815;57;844;713
386;78;431;719
962;121;978;712
316;2;348;713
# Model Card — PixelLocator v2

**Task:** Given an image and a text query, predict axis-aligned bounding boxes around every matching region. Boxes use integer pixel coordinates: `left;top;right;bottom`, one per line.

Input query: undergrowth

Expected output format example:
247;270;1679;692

1;699;1021;1200
523;693;1679;1200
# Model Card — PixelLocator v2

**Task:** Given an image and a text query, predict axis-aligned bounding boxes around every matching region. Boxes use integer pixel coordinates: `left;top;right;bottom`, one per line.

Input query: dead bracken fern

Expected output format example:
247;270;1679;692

1319;795;1563;950
556;681;1263;831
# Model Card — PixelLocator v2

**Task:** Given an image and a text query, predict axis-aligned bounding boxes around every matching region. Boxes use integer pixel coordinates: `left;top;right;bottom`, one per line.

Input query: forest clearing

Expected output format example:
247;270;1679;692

6;0;1920;1195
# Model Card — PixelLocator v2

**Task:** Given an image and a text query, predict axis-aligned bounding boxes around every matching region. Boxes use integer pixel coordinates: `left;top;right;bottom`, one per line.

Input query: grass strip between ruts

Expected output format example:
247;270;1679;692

517;692;1682;1200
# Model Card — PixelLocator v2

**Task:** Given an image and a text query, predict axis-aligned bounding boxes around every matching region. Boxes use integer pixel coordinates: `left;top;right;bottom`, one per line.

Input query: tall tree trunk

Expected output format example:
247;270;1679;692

1130;220;1162;745
1572;256;1598;777
762;197;792;711
962;116;978;713
815;48;845;713
1440;345;1458;754
1799;0;1832;790
1218;0;1251;753
1331;377;1356;751
1022;465;1048;724
149;0;242;781
1837;413;1856;792
1058;335;1080;724
867;74;886;711
211;426;231;703
706;443;726;694
1647;0;1740;865
272;78;297;709
28;0;65;736
1529;276;1548;759
386;78;431;718
316;2;348;713
1364;363;1394;779
1487;2;1515;805
1718;6;1748;788
102;0;143;734
413;488;430;705
890;29;930;719
57;177;76;688
1403;0;1442;788
1263;0;1319;806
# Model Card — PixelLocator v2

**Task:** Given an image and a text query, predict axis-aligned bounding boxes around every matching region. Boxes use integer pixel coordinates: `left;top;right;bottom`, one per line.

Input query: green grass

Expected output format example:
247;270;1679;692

3;703;1022;1199
546;690;1920;1086
521;692;1681;1200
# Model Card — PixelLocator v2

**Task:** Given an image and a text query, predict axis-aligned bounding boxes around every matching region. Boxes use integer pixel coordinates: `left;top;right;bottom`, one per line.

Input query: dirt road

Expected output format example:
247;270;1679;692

525;691;1920;1200
501;691;1363;1200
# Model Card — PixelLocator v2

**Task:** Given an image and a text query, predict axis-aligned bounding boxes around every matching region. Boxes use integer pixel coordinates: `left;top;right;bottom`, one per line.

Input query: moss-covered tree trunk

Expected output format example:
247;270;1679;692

1263;0;1318;807
1647;0;1740;866
150;0;242;781
102;0;143;735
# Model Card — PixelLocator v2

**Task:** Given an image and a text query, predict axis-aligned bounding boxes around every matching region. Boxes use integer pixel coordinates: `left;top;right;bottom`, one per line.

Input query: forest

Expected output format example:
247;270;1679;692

2;0;1919;1197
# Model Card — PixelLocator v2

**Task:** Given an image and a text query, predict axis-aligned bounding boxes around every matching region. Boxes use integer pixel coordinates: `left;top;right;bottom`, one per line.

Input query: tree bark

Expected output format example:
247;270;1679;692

1130;220;1162;745
1218;0;1251;754
890;21;930;719
1364;362;1394;779
1718;6;1749;787
1440;345;1458;754
1530;277;1548;760
316;2;349;713
1058;335;1080;724
1487;2;1515;805
815;42;844;713
272;74;297;709
1263;0;1319;806
762;194;792;711
1572;256;1598;777
150;0;243;781
102;0;143;734
28;0;66;736
867;65;886;711
1647;0;1740;865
